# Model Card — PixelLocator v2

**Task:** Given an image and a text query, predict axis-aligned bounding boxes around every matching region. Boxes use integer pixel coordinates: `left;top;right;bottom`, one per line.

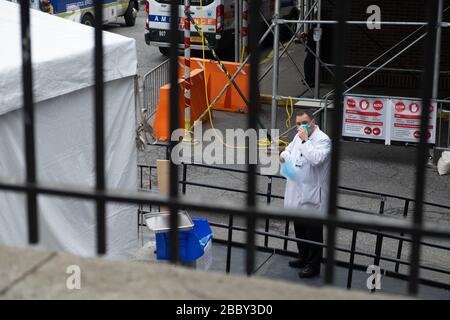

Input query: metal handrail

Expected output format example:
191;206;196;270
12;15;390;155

136;161;450;291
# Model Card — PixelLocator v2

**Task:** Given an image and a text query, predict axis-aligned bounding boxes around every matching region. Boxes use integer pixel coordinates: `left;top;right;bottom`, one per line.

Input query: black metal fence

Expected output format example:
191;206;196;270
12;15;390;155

137;161;450;291
1;0;449;297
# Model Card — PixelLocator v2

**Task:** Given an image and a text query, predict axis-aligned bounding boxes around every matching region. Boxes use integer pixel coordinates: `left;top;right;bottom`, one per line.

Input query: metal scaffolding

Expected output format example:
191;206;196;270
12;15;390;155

266;0;450;148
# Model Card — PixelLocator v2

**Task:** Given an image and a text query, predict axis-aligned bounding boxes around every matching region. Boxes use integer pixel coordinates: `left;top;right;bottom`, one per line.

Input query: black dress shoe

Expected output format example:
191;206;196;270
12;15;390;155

298;265;320;278
288;259;307;268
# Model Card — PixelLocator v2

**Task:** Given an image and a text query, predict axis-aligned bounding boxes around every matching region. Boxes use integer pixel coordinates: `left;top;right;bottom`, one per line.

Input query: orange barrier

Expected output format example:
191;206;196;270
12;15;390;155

153;68;208;141
179;57;250;113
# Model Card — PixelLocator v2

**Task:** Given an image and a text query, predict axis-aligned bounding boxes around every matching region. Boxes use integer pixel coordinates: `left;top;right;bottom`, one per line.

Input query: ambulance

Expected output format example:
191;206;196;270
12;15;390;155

144;0;299;55
12;0;139;26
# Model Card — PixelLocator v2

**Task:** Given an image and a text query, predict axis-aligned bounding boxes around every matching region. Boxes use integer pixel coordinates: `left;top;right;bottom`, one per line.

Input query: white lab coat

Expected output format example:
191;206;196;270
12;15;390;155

281;126;331;214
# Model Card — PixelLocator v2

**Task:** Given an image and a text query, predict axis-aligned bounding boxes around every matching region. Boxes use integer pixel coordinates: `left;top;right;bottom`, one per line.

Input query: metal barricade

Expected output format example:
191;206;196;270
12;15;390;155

143;59;170;118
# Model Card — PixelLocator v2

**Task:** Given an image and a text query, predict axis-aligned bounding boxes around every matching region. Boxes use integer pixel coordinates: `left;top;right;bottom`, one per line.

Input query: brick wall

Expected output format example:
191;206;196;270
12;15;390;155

319;0;450;96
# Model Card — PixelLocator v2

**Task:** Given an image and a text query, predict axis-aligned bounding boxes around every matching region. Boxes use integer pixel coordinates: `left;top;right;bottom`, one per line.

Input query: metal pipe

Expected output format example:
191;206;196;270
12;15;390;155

325;0;348;285
271;0;281;131
259;1;319;84
19;0;38;245
242;0;249;60
259;11;312;93
194;24;274;124
346;231;358;289
210;225;450;280
183;0;192;142
409;0;441;296
343;33;427;97
320;5;450;101
433;0;443;100
94;0;106;255
278;19;450;27
323;63;450;74
395;199;410;273
234;0;240;62
226;215;234;273
314;0;321;99
298;0;304;35
320;31;428;104
246;0;261;276
304;0;310;33
169;0;180;264
3;179;450;239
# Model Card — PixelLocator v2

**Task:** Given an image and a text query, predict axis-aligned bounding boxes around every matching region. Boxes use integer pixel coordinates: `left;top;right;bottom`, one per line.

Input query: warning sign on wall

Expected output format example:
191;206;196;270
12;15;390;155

342;96;387;141
389;99;437;144
342;95;437;145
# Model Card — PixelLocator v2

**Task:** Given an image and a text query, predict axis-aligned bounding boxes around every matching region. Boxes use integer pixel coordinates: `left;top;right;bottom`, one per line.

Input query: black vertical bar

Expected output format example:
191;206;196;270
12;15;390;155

169;0;180;264
409;0;440;295
325;0;348;284
149;167;152;190
149;167;152;212
373;200;385;266
20;1;38;244
264;219;270;248
138;166;143;239
182;163;187;194
264;177;272;247
372;200;385;293
245;0;261;276
94;0;106;255
346;230;357;289
226;215;234;273
395;199;409;273
283;221;290;251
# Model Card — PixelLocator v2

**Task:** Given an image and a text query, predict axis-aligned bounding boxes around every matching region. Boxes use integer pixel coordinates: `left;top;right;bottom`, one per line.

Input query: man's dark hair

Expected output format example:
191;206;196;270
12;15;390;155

296;110;315;121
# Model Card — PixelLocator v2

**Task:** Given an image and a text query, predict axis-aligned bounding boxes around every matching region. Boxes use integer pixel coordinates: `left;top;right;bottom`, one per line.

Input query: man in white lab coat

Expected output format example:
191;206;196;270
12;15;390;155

280;111;331;278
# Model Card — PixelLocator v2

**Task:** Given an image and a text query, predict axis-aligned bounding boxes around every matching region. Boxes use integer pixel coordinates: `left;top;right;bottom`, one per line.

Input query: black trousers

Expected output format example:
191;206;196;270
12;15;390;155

294;221;323;270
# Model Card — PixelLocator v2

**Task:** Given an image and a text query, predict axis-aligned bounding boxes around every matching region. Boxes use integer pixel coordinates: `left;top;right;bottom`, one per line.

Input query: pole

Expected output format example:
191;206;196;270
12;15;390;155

242;0;249;61
303;0;308;33
234;0;240;62
279;19;450;26
433;0;443;100
298;0;304;35
183;0;192;142
314;0;321;99
271;0;281;132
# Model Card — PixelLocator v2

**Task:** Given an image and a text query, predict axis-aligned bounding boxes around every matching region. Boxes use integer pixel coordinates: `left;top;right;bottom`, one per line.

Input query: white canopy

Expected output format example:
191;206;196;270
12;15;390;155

0;0;139;257
0;0;137;115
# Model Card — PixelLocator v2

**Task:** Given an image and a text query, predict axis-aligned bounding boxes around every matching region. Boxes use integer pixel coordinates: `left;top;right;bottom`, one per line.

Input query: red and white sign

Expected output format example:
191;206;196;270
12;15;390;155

343;96;437;145
395;101;405;113
342;96;387;140
389;99;437;144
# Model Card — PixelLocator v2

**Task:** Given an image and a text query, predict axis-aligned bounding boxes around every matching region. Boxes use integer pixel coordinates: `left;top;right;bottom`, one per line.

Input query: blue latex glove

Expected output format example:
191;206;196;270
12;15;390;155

280;158;296;180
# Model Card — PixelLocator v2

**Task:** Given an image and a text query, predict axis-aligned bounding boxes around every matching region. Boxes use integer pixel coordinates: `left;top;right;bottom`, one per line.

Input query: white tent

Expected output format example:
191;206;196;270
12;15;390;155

0;0;139;257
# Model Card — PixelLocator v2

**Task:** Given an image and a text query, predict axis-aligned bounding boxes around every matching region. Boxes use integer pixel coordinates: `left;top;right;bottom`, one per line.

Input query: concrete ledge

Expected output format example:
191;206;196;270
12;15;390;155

0;246;404;300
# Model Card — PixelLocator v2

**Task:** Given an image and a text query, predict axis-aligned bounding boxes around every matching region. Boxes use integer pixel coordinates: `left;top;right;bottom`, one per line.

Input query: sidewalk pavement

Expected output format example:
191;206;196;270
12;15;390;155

0;245;403;300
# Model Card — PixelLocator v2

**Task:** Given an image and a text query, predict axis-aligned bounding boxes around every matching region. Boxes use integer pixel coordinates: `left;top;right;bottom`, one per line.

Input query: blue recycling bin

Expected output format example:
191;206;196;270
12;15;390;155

155;218;213;261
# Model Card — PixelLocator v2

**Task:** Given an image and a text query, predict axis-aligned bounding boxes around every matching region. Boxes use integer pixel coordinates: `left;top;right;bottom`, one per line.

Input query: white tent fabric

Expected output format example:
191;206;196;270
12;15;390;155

0;1;139;257
0;0;136;116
